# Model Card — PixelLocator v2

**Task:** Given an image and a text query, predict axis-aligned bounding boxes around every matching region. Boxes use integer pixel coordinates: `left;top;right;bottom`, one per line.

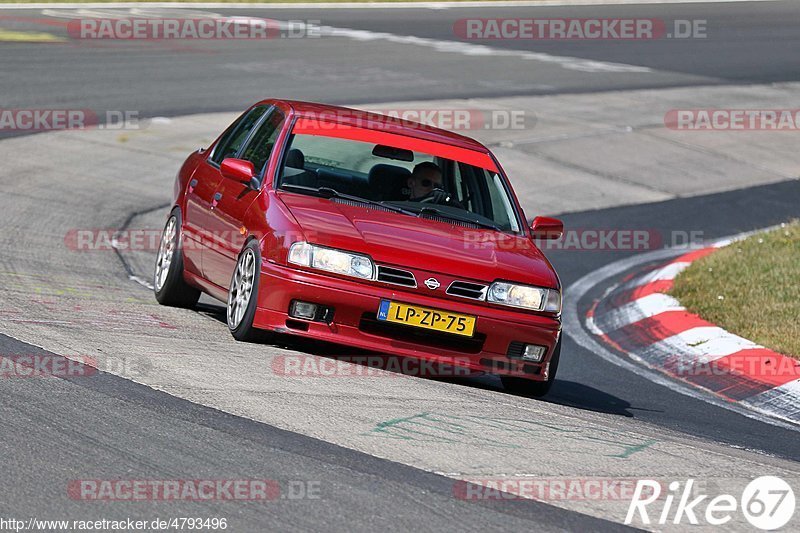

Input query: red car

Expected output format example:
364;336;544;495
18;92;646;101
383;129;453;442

154;100;564;396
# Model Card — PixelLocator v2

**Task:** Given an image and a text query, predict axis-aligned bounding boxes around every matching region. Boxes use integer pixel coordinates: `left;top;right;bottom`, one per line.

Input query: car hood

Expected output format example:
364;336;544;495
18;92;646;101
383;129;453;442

278;193;559;288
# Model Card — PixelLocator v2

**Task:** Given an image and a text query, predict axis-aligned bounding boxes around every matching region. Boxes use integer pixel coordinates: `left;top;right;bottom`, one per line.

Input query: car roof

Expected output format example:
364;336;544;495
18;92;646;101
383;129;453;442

258;99;492;153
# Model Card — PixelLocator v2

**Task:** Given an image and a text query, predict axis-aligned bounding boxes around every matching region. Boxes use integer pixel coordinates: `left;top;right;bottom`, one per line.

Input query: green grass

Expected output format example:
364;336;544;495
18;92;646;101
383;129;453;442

670;221;800;358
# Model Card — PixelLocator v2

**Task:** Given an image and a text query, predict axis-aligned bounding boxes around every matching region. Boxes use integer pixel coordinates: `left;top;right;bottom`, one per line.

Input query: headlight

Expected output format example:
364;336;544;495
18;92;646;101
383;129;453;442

288;242;374;280
488;281;560;314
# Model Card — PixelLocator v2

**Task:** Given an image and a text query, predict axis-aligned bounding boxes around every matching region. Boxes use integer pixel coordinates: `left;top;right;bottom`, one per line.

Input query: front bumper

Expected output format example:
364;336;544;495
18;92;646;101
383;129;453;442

254;261;561;380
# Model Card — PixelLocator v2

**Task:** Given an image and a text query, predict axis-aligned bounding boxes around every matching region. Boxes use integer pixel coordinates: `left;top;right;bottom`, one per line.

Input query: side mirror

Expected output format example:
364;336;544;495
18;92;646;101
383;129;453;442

530;216;564;240
220;158;258;188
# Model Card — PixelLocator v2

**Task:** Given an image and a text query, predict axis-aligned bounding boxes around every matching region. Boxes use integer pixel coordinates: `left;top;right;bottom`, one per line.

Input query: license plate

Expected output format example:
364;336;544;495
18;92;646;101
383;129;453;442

377;300;476;337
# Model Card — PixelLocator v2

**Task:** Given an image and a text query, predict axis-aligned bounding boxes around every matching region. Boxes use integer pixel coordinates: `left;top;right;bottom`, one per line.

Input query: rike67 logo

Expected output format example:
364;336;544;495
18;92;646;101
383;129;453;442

626;476;795;530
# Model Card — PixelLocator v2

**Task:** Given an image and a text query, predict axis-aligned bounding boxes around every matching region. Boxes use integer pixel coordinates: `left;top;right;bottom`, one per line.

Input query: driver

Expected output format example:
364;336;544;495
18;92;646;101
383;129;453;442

407;162;460;207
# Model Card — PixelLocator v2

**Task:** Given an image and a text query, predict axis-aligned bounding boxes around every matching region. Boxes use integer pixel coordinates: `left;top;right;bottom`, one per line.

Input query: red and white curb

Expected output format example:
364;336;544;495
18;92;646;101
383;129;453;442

581;238;800;426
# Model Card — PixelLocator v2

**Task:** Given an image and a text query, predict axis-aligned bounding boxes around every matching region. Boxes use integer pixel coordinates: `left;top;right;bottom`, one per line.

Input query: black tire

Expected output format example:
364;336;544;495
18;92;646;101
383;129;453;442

153;209;201;308
501;336;561;398
227;240;272;343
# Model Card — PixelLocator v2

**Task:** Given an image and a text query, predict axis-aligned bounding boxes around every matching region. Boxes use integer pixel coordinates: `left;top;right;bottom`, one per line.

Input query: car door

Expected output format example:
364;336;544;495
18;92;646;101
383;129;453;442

202;107;287;288
182;105;270;283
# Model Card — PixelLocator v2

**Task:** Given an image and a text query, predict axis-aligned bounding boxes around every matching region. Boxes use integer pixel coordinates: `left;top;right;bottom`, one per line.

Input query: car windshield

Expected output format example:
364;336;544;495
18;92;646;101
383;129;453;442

276;130;521;233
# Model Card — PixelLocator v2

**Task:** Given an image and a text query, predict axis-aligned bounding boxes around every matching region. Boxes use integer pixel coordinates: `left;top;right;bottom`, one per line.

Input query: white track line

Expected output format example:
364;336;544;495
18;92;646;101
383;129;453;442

317;24;651;73
35;7;653;74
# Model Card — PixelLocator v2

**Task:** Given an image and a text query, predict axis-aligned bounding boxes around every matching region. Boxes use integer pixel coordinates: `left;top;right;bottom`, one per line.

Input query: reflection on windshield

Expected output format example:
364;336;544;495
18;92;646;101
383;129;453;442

278;133;520;232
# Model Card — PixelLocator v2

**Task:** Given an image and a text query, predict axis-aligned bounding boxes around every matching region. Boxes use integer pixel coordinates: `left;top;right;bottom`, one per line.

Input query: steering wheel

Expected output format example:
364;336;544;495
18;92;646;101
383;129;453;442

419;187;454;205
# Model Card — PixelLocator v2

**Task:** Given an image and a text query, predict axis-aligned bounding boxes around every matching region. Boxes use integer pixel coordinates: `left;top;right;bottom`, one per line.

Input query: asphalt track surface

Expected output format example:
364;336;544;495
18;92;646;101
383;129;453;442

0;333;624;531
1;1;799;530
0;1;798;124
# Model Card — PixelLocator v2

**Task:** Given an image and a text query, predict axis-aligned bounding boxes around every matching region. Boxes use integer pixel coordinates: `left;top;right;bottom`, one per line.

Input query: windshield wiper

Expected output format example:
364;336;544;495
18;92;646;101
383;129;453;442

279;184;502;230
416;206;502;231
280;184;417;216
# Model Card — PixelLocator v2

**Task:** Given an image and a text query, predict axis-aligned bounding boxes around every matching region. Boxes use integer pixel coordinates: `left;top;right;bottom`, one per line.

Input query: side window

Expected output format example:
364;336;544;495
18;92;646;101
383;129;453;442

209;105;269;165
240;109;285;176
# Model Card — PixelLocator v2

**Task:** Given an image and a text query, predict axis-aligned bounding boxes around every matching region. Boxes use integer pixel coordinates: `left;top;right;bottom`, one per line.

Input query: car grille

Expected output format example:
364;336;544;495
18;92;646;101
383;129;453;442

376;266;416;287
446;280;488;300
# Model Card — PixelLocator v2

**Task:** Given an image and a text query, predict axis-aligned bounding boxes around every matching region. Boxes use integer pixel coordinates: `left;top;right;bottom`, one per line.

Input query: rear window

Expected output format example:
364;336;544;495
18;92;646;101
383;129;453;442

290;134;434;175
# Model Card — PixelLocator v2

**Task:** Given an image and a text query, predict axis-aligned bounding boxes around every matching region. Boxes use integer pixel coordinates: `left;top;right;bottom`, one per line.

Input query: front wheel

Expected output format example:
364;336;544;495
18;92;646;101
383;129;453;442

154;210;201;308
501;337;561;397
227;240;272;343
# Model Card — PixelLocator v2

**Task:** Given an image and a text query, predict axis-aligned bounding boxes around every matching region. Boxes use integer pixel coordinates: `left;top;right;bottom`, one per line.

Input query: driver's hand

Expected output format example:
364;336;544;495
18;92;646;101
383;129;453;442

421;187;454;205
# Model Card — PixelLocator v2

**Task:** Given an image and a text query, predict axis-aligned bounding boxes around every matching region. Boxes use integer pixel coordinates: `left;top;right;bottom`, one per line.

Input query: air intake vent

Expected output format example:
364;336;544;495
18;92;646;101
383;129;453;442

333;198;396;213
446;281;488;300
376;266;416;287
506;341;527;359
417;213;480;229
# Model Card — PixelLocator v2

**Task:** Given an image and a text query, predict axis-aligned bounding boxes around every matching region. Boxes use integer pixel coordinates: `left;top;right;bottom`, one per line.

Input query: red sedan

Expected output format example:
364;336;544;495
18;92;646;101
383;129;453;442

154;100;564;396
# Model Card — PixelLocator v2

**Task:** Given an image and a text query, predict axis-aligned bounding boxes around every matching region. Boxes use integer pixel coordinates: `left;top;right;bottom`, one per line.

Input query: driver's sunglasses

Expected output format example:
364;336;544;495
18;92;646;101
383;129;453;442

420;179;442;187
